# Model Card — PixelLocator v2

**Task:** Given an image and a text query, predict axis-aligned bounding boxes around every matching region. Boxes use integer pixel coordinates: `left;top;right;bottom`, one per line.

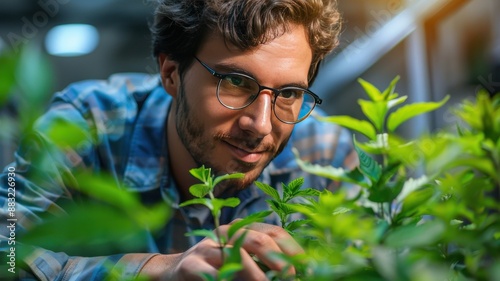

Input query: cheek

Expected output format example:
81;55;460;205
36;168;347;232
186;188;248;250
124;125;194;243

184;80;221;115
272;121;294;142
184;86;238;130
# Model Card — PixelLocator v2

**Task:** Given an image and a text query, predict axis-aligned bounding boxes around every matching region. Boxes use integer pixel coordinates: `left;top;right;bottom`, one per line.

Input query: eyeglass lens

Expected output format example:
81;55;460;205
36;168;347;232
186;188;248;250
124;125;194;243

217;73;316;123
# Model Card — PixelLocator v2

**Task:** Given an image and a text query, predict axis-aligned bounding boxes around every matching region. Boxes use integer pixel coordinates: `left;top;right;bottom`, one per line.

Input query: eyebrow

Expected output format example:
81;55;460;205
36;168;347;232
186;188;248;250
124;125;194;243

212;61;310;89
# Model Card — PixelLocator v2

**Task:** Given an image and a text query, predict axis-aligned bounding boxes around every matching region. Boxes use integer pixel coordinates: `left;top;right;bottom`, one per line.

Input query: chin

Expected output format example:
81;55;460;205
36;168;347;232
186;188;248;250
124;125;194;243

215;175;257;195
211;162;265;194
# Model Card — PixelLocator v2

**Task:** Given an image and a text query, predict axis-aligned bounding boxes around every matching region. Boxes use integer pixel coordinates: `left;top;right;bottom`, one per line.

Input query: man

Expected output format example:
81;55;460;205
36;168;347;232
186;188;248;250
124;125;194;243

0;0;355;280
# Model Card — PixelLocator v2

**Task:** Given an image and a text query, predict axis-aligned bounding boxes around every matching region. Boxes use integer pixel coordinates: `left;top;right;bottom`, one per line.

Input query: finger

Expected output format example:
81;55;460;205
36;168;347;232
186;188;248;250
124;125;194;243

233;247;268;281
219;222;303;275
221;227;294;276
226;221;303;255
174;238;223;280
175;255;218;281
244;222;304;256
241;229;295;275
189;238;225;268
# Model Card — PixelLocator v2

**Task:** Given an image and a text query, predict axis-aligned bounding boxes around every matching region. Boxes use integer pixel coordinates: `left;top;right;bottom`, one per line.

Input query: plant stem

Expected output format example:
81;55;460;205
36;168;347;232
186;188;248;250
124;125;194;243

209;191;226;262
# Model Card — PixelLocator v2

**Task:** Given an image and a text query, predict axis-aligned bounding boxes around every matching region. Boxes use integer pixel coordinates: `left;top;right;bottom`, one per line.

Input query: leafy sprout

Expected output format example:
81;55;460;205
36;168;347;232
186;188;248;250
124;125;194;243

180;166;272;281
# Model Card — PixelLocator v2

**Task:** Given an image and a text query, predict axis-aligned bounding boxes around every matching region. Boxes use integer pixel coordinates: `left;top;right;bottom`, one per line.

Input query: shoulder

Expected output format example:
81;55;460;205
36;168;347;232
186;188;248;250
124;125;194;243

51;73;163;112
34;73;169;144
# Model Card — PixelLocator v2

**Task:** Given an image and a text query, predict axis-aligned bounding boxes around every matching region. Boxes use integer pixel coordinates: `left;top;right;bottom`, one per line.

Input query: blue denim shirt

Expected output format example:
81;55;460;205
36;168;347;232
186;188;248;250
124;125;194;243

0;73;356;280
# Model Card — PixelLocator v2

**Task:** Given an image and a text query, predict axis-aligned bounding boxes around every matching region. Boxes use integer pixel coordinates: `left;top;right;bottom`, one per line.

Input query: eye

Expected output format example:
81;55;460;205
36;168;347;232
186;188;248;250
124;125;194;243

280;89;303;99
226;75;244;86
222;75;257;93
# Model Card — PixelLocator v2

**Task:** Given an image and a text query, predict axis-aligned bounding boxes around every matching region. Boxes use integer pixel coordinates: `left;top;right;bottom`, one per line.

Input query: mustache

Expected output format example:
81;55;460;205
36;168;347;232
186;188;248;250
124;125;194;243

214;133;276;153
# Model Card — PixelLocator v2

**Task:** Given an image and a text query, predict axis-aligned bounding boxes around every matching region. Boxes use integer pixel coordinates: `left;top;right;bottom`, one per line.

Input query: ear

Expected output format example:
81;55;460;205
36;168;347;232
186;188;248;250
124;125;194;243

158;53;180;98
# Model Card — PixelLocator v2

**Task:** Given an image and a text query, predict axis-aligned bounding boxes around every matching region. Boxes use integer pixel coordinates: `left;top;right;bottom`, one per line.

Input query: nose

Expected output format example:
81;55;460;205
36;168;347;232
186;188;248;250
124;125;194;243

238;90;273;137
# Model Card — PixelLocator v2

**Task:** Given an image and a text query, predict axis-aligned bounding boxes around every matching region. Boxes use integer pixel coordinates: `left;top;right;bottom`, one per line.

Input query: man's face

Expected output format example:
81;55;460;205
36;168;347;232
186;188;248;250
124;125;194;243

172;24;313;190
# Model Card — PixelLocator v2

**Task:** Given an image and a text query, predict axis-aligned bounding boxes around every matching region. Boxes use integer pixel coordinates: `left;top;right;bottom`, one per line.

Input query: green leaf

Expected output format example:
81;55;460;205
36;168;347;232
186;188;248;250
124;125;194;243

368;178;405;203
218;263;243;280
358;78;383;101
354;134;388;154
17;46;51;97
293;148;370;187
228;211;272;239
372;246;398;281
133;203;171;231
377;160;402;185
293;188;321;198
179;198;212;209
358;99;388;132
189;183;211;198
285;177;304;197
385;220;446;248
0;50;19;105
353;138;381;183
215;233;248;280
387;96;407;109
267;200;295;216
443;156;499;182
387;95;450;132
317;115;377;140
224;231;248;264
185;229;219;242
213;172;245;187
211;198;240;217
20;204;150;256
16;44;54;108
200;273;216;281
395;176;430;203
255;181;280;201
72;172;146;216
219;263;243;275
44;118;91;149
381;75;400;100
267;200;282;216
399;186;435;217
189;166;212;184
281;202;301;216
217;197;241;208
285;219;310;232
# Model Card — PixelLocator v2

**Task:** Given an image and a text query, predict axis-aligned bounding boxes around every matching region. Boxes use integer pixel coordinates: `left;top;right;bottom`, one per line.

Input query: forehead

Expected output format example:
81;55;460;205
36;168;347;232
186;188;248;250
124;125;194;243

196;25;313;85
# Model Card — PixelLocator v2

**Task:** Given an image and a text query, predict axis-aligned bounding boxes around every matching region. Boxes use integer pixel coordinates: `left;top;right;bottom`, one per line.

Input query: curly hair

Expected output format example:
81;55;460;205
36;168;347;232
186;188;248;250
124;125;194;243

151;0;341;82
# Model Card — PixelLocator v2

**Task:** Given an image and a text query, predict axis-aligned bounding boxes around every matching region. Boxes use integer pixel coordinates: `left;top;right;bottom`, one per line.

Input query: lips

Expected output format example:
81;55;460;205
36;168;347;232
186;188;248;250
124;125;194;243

223;141;266;164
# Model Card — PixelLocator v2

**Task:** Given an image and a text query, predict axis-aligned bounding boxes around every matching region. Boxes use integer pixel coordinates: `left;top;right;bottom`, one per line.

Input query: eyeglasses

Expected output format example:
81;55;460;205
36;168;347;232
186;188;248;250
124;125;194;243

194;56;322;124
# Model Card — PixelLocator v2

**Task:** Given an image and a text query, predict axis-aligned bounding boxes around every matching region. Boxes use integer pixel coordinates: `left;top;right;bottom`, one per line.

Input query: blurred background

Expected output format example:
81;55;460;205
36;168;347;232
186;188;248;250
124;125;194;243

0;0;499;167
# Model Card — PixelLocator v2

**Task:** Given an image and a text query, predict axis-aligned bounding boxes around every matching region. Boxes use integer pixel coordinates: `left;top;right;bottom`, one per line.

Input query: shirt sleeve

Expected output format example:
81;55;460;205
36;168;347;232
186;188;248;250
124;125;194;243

20;249;157;281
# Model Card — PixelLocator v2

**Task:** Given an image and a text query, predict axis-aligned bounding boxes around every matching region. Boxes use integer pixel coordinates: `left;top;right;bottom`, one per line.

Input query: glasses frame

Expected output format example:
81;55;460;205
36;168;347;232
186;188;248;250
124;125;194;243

194;56;322;124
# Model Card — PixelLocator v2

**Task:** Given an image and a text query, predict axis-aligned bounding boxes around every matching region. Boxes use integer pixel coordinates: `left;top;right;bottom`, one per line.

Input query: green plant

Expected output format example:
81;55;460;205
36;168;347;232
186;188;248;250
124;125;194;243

180;166;272;281
289;79;500;280
255;178;319;233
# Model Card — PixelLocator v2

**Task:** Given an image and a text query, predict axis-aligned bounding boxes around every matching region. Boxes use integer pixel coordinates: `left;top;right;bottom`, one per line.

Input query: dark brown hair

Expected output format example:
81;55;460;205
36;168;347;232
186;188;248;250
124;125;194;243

151;0;341;82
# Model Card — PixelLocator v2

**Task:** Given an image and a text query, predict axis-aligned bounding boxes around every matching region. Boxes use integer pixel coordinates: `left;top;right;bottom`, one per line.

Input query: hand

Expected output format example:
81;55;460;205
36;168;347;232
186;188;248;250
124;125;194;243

139;222;303;280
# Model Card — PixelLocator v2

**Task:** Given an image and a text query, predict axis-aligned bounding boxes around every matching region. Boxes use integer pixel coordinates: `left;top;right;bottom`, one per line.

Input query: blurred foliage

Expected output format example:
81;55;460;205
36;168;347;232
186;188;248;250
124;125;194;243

289;79;500;280
0;46;170;280
0;44;53;136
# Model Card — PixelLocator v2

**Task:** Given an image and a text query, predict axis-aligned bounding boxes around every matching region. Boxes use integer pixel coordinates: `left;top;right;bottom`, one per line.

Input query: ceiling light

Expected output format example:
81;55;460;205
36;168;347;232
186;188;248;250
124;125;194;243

45;24;99;57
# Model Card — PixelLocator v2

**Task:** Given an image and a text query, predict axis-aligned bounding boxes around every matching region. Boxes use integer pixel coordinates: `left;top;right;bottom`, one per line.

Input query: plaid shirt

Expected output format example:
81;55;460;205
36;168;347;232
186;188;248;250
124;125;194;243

0;73;357;280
